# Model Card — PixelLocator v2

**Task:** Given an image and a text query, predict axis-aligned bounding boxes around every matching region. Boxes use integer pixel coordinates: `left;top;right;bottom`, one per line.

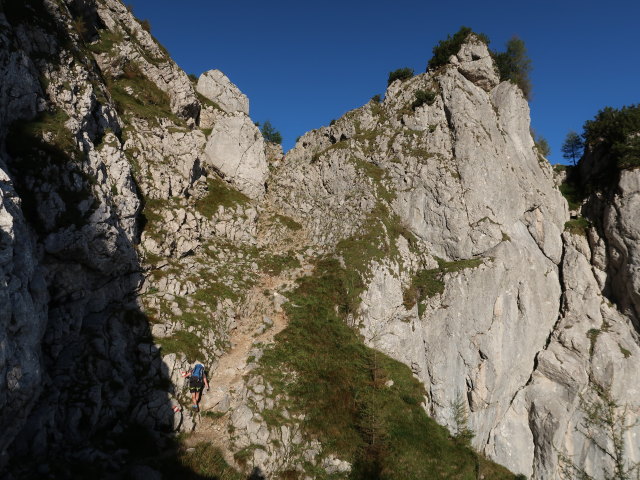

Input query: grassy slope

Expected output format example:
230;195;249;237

256;257;516;480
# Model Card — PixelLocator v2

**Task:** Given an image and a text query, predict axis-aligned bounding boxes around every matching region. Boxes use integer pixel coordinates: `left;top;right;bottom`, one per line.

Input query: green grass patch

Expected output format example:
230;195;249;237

233;444;263;467
335;206;398;309
201;411;226;420
558;166;585;210
140;197;183;241
173;443;243;479
348;157;396;203
179;311;211;329
87;29;124;54
260;252;301;276
404;258;483;316
272;214;303;231
564;217;590;236
196;91;223;111
406;147;435;163
107;62;183;127
157;330;203;363
310;140;350;163
619;344;631;359
195;177;250;218
255;257;516;479
193;282;239;305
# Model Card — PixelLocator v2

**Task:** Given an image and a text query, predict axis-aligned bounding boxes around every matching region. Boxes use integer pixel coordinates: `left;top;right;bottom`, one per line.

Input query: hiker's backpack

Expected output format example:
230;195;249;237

192;364;204;380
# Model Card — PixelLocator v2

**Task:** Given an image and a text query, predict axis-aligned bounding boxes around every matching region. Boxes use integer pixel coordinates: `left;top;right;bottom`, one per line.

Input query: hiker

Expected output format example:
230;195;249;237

188;363;209;411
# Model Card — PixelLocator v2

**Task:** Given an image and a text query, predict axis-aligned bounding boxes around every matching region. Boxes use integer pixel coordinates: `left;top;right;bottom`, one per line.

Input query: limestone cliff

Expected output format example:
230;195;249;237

1;2;639;479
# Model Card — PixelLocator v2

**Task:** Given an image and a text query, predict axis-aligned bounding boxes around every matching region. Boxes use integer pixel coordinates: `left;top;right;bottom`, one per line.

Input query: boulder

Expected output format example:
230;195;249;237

197;69;250;115
203;112;267;200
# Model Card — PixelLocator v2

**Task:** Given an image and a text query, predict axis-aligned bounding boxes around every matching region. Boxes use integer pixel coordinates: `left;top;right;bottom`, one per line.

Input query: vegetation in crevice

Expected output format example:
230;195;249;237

195;176;251;218
564;217;590;236
428;27;532;100
556;165;586;211
87;28;124;54
403;258;484;317
196;91;223;112
411;89;437;110
106;61;183;127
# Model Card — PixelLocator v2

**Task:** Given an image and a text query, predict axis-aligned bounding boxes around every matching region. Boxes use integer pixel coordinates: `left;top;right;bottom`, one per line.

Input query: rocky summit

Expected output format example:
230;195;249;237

1;1;639;479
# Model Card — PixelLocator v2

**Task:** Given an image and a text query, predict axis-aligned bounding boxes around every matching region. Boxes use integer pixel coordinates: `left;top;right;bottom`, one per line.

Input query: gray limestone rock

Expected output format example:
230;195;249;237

197;69;250;115
203;111;267;200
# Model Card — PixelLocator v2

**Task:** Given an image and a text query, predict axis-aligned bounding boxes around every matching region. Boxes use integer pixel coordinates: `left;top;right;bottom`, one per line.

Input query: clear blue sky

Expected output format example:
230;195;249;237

127;0;639;164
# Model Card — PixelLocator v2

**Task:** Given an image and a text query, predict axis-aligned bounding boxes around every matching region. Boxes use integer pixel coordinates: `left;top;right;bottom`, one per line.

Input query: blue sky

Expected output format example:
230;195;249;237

127;0;639;164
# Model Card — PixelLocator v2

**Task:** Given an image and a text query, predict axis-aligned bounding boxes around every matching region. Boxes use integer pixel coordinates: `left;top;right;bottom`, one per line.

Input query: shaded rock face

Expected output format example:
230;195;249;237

1;3;639;479
583;168;640;323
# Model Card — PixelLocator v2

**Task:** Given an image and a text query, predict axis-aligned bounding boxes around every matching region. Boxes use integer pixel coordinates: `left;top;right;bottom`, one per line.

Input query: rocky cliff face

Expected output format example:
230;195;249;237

1;2;639;479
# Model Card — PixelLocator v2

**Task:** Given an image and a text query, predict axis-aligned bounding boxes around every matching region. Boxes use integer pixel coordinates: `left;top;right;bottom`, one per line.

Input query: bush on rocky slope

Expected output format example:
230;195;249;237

387;67;414;86
427;26;490;70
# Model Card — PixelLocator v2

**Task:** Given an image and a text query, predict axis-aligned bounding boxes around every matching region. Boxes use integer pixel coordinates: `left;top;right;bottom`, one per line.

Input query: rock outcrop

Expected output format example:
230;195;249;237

203;111;268;200
197;69;250;115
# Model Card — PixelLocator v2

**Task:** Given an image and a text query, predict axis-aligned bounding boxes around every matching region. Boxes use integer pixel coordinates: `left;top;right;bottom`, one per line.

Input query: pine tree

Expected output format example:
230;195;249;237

561;131;585;165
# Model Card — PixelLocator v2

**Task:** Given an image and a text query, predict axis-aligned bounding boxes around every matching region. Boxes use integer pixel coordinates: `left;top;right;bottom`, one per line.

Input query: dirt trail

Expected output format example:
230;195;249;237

183;218;313;465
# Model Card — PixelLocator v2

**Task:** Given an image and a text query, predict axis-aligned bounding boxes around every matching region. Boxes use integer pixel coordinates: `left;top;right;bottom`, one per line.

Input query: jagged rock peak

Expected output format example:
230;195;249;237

197;69;250;115
450;34;499;91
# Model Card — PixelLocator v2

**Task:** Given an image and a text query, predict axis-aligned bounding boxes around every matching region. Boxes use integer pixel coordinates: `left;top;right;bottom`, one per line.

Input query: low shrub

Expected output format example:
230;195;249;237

411;90;437;110
387;67;414;86
139;19;151;33
427;26;490;70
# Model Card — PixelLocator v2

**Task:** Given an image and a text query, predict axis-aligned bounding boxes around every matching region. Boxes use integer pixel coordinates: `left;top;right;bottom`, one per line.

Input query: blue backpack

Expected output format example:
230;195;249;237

191;364;204;380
